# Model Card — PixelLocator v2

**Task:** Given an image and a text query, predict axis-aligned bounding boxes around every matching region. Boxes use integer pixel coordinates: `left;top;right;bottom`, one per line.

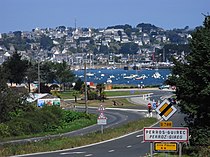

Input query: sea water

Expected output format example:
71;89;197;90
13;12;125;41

73;68;171;86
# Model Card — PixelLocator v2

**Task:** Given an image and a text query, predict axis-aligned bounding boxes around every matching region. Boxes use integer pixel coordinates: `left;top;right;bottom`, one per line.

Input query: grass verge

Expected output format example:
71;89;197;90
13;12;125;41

59;90;149;99
105;90;148;97
0;118;157;156
153;154;189;157
74;98;143;108
0;115;97;142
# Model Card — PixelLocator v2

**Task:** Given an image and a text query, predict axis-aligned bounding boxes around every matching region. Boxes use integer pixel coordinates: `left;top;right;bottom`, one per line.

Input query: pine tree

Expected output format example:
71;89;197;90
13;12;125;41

3;52;28;85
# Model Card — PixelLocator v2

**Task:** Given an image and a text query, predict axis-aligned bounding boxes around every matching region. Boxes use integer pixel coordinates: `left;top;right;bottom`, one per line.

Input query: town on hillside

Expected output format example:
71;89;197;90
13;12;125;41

0;23;192;69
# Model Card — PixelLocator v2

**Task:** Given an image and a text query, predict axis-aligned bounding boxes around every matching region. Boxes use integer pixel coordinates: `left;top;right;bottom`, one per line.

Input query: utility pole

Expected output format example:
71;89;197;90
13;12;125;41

38;61;41;93
84;60;88;113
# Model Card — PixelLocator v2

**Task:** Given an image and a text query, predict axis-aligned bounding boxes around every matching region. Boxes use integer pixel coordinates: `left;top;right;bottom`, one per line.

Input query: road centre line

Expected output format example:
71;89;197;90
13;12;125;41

136;134;143;138
77;106;148;112
126;145;132;148
108;150;115;153
13;114;161;157
85;154;93;156
60;151;86;155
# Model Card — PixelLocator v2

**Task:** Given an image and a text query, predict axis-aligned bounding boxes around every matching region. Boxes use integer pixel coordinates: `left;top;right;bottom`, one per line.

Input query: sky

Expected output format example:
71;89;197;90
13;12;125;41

0;0;209;33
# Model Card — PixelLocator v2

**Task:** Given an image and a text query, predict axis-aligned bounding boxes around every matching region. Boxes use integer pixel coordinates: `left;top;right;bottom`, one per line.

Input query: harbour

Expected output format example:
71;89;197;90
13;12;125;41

74;68;171;86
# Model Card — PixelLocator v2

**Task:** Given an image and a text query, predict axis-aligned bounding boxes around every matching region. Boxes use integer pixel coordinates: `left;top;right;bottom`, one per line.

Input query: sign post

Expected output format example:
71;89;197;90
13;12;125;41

150;142;153;157
148;102;152;117
179;143;182;157
97;104;107;134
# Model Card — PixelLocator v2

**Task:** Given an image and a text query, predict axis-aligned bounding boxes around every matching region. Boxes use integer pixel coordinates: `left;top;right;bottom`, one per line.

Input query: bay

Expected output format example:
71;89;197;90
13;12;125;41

73;68;171;86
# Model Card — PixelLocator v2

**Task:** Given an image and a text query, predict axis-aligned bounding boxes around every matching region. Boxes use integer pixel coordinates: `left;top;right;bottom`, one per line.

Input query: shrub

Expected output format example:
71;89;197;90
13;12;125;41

41;105;63;120
50;90;61;98
2;106;95;138
88;91;98;100
0;123;10;138
6;118;26;136
63;111;81;123
6;106;63;136
62;110;92;123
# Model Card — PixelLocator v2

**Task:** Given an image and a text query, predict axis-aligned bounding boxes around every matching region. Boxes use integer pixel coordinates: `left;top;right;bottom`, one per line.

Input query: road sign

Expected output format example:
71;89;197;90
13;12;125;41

97;112;107;125
97;118;107;125
152;101;157;109
155;99;177;120
160;121;173;128
143;127;189;142
98;104;105;111
154;142;177;152
98;112;106;119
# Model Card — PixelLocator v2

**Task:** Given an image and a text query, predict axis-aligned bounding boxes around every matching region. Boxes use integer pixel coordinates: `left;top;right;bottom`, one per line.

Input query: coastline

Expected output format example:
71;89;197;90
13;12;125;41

70;64;173;70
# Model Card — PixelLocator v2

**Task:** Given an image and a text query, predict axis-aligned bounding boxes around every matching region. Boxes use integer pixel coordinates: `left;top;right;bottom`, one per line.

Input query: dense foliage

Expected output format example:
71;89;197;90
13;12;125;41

2;52;28;85
1;52;75;92
0;63;94;139
0;66;30;123
0;105;96;138
167;16;210;155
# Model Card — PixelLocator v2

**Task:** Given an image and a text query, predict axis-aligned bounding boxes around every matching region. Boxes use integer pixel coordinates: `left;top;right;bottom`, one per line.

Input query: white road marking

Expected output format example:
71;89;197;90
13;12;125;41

85;154;93;156
60;151;86;155
126;145;132;148
136;134;143;138
108;150;115;153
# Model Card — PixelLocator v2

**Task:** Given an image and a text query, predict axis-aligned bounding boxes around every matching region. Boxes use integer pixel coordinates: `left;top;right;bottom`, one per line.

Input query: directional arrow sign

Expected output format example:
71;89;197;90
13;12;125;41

155;99;177;120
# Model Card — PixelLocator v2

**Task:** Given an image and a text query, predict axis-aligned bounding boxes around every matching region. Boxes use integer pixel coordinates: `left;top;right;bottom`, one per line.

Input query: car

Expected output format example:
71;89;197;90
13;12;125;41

159;85;170;89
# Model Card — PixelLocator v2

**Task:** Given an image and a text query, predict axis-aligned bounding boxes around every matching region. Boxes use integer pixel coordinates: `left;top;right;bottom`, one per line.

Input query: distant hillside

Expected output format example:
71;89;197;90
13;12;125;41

136;23;163;32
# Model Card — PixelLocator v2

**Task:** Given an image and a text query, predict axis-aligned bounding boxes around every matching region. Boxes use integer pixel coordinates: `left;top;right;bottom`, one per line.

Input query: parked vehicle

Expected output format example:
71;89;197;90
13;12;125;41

159;85;170;89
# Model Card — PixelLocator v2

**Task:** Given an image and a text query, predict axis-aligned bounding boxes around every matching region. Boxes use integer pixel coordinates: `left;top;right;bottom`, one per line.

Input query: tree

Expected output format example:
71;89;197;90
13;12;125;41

96;83;105;101
0;66;29;123
40;35;53;50
72;91;80;103
167;16;210;154
3;52;28;85
74;78;84;91
25;61;38;92
119;42;139;54
54;61;75;91
40;61;57;83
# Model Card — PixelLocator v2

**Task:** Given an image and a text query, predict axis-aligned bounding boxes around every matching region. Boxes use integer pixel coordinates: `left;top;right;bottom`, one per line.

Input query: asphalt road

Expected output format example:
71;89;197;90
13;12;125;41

12;89;185;157
15;110;185;157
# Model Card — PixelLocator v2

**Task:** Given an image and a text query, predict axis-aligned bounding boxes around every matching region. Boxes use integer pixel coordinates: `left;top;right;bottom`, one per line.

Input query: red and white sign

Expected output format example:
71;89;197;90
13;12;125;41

148;103;152;109
144;127;189;142
98;104;105;111
98;104;107;125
